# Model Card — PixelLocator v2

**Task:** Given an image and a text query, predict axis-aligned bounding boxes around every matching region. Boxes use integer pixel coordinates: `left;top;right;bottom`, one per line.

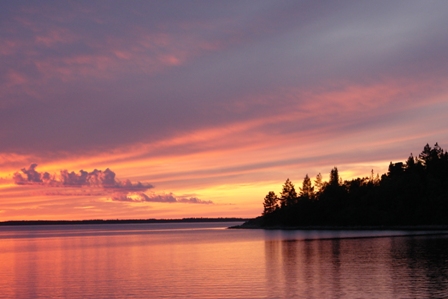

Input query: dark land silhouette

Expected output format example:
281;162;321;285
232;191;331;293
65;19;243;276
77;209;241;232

237;143;448;229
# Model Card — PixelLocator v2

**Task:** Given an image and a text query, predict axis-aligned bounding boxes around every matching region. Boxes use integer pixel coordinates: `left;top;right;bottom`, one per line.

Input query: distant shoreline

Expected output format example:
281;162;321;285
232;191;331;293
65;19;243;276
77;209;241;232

0;218;249;226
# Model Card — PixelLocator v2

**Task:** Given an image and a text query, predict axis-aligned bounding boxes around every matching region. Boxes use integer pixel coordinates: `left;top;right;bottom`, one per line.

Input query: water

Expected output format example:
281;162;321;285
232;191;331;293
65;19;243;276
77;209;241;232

1;222;448;298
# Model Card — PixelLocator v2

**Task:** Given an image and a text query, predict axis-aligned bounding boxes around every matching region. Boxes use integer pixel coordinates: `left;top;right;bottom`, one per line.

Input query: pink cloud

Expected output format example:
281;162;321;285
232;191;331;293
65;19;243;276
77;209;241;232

34;28;77;46
0;3;252;93
111;192;213;204
32;190;106;197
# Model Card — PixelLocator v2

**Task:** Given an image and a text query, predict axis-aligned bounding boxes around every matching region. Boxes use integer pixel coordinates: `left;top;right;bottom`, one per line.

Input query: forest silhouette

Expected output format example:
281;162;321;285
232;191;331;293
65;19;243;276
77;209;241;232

249;143;448;227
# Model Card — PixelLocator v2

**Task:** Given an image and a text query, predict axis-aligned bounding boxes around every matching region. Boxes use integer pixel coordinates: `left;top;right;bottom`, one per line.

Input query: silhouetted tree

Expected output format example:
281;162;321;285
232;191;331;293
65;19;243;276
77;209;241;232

299;174;314;200
387;162;404;177
420;143;447;177
432;143;444;160
314;173;323;194
419;143;433;166
329;167;340;186
405;153;416;170
263;191;278;215
280;178;297;207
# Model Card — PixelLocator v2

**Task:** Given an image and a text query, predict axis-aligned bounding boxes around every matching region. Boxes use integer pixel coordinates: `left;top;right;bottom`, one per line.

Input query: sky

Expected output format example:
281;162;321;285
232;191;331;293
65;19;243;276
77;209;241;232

1;1;448;220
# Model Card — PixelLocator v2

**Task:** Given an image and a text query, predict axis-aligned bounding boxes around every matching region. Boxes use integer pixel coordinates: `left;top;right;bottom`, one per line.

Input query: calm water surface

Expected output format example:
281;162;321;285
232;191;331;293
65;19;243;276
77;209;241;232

1;222;448;298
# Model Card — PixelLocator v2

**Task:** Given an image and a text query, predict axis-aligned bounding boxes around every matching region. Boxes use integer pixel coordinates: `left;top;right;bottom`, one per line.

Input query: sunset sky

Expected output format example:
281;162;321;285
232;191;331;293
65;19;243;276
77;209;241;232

1;1;448;220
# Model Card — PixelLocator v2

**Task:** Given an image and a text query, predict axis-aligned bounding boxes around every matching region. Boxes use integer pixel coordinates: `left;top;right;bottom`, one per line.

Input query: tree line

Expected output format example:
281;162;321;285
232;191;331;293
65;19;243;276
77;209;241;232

258;143;448;227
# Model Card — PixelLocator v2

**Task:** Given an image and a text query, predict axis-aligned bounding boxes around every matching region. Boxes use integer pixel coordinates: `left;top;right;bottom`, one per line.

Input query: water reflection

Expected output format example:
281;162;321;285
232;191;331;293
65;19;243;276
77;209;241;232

390;236;448;298
264;239;281;298
1;224;448;298
265;233;448;298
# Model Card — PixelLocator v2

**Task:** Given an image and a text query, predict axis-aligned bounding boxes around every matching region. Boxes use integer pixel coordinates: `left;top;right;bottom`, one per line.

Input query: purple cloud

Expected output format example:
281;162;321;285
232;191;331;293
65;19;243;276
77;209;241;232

13;164;55;185
177;197;213;204
14;164;153;191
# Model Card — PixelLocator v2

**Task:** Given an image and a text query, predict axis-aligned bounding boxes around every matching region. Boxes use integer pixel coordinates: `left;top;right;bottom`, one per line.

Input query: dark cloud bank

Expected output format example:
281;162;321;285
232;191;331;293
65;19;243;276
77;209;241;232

14;164;212;204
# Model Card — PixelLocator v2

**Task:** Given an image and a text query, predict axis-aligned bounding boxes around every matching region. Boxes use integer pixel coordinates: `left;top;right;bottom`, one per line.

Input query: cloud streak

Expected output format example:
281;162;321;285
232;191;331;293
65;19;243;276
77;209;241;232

111;192;213;204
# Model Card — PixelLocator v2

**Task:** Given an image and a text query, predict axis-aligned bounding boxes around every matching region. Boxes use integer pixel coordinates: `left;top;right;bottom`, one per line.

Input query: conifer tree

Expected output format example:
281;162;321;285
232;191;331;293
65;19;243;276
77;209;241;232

299;174;314;200
330;167;340;186
406;153;415;169
280;178;297;207
263;191;278;215
314;173;323;193
432;142;443;159
419;143;432;166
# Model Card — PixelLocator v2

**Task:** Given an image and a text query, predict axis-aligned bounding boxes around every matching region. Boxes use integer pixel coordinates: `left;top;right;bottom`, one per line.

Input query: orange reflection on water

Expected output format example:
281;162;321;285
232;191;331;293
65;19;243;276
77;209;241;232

0;239;15;298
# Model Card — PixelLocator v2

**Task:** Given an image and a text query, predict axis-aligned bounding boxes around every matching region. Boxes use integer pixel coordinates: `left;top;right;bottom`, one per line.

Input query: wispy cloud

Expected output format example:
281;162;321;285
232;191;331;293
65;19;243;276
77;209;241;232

111;192;213;204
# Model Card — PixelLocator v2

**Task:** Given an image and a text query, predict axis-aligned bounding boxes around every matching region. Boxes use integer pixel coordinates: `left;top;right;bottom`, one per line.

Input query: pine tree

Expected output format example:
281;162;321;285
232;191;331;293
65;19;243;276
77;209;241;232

299;174;315;200
418;143;432;166
405;153;415;170
330;167;340;186
280;178;297;207
432;142;443;159
263;191;278;215
314;173;323;193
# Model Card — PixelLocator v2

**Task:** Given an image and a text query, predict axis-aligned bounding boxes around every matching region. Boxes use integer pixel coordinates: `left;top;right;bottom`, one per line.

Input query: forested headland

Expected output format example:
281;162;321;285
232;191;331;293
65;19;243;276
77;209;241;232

239;143;448;228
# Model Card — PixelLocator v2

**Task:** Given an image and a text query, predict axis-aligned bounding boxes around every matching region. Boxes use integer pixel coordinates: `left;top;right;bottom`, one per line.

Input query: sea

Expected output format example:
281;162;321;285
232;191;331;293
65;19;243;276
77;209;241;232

0;222;447;298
